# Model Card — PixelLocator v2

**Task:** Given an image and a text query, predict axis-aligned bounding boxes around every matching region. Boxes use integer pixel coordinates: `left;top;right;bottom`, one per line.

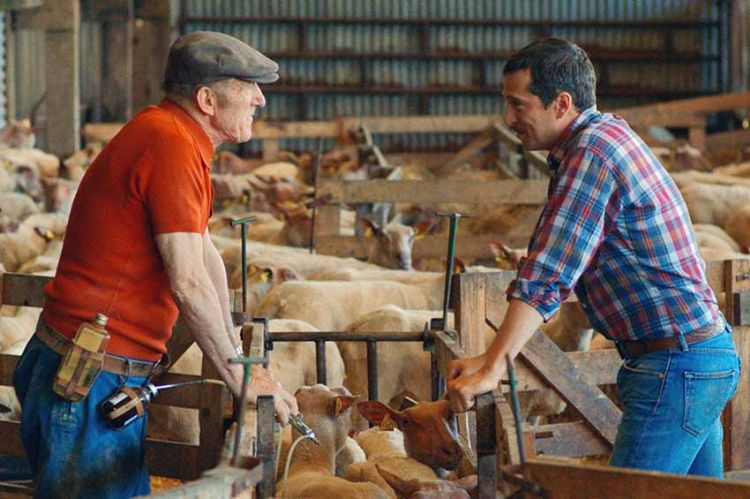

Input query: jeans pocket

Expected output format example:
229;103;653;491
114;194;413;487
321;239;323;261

683;368;738;436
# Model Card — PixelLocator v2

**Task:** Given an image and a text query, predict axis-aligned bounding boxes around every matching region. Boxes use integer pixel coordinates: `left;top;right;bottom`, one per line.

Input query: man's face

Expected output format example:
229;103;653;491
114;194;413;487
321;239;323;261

502;68;562;151
212;80;266;144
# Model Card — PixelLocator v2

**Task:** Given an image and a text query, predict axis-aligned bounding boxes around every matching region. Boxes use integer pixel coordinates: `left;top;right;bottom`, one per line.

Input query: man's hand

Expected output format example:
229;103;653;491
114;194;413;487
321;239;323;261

247;365;299;425
446;362;505;413
446;354;486;381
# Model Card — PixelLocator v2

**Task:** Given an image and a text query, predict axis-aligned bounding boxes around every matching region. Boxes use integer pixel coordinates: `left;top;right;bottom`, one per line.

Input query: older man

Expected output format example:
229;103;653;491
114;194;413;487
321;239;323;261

13;32;298;497
446;38;740;477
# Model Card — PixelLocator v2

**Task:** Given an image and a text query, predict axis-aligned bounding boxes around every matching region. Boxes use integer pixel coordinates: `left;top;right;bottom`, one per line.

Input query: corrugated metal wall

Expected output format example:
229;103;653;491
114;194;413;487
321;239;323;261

181;0;728;154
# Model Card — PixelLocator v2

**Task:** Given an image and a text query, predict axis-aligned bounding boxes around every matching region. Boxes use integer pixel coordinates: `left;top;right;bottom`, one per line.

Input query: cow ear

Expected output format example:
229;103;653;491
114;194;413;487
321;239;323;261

333;395;358;417
414;219;432;238
357;401;402;430
453;257;466;274
376;464;420;497
357;218;379;238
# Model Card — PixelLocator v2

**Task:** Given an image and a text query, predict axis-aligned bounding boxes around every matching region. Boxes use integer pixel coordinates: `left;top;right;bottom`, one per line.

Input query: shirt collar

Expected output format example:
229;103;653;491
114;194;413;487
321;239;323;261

159;98;215;169
547;105;600;171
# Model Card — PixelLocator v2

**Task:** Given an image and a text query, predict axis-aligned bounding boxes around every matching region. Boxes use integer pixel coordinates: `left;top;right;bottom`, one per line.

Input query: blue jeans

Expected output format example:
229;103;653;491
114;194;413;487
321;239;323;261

610;326;740;476
13;333;151;498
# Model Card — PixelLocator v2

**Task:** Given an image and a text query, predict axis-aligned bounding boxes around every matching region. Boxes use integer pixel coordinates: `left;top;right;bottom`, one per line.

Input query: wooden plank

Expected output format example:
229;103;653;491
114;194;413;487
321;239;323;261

483;271;515;332
0;354;19;385
610;110;706;128
315;234;533;261
476;392;499;498
689;126;707;151
0;421;24;457
145;439;200;480
316;179;549;205
434;127;496;176
522;458;750;499
531;421;610;458
613;91;750;117
252;119;341;139
198;357;231;474
706;128;750;153
354;114;500;135
453;273;486;357
0;272;50;307
520;332;621;446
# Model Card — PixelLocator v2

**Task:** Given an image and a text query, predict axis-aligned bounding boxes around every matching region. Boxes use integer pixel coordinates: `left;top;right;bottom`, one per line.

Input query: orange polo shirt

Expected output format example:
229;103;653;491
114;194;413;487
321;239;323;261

42;99;214;361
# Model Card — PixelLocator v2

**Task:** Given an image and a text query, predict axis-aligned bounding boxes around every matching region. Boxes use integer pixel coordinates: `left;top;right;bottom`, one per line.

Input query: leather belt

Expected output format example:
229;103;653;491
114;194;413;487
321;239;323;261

36;320;157;377
617;318;726;358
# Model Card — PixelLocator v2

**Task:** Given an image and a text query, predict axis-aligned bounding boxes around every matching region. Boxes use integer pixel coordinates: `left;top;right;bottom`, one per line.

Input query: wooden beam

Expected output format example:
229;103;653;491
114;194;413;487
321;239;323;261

519;332;621;446
612;92;750;118
452;273;488;357
531;421;611;458
315;234;534;261
433;127;497;176
354;114;500;135
521;458;750;499
706;128;750;153
0;273;50;307
316;179;549;205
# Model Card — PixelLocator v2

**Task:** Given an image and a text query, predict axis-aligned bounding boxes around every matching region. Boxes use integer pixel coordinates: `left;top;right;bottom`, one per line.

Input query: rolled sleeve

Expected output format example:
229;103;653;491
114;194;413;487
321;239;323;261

507;147;621;321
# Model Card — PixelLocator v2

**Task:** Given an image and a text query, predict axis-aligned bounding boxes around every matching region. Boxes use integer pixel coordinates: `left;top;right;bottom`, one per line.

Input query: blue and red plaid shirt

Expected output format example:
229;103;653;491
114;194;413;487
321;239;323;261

507;106;720;341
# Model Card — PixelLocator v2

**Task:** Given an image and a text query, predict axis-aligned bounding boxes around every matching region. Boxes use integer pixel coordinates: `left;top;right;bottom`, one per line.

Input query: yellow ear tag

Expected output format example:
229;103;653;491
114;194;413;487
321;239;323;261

414;232;425;241
45;230;54;240
260;270;270;283
380;413;397;431
335;397;345;416
364;227;374;238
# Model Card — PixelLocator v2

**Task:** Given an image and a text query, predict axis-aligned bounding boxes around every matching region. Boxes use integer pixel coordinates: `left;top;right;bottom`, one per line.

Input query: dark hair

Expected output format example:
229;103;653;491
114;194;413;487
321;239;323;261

503;37;596;110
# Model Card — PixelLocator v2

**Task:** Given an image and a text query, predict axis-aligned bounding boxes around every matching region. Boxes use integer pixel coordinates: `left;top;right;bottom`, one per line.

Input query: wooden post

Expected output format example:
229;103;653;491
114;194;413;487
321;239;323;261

41;0;80;157
722;258;750;470
452;273;486;357
198;355;231;474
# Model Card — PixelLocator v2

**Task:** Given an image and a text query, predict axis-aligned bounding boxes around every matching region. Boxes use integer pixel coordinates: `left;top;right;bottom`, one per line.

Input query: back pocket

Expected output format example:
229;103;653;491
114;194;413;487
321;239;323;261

683;369;738;436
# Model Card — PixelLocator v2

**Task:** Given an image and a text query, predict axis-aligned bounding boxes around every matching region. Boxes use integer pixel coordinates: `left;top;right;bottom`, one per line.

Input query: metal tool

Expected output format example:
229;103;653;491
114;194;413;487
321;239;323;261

230;215;257;326
229;354;269;466
100;379;219;430
288;413;321;445
506;354;527;465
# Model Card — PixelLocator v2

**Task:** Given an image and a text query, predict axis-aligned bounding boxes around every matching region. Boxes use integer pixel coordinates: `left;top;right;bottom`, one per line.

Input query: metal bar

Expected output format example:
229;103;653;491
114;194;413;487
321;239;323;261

430;350;443;401
267;331;428;342
476;392;497;499
256;395;276;499
315;340;327;385
507;355;527;465
366;341;378;401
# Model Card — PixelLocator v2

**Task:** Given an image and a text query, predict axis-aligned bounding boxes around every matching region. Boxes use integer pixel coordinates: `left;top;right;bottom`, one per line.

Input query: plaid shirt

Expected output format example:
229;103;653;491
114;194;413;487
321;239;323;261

507;106;719;341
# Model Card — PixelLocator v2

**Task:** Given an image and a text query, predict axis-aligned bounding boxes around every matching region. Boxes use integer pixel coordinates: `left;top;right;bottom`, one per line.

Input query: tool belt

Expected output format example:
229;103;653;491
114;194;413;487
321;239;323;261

616;317;726;359
36;320;158;377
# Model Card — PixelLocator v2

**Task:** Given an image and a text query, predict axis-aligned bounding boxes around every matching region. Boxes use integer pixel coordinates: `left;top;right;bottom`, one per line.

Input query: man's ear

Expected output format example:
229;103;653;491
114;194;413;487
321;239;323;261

194;86;218;116
554;91;574;118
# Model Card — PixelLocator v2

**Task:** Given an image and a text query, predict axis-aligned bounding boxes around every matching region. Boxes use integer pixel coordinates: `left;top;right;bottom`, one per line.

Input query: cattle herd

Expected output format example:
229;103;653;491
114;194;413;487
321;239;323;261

1;119;749;495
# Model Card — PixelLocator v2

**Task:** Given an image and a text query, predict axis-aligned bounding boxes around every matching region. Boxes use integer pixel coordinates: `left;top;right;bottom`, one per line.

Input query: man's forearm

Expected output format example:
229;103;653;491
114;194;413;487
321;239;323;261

484;299;544;375
172;274;243;397
203;235;239;348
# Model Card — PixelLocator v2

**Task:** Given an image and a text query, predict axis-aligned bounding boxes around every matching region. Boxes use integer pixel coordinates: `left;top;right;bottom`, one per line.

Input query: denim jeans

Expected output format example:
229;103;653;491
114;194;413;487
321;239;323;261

609;325;740;477
13;332;151;498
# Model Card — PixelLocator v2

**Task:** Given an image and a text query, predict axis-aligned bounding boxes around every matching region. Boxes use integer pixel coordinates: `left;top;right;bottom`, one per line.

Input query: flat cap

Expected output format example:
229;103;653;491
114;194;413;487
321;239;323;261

164;31;279;86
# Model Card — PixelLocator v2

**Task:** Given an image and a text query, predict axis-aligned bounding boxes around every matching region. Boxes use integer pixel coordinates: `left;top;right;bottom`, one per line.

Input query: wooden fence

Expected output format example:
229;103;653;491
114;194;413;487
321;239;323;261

437;257;750;473
0;272;232;481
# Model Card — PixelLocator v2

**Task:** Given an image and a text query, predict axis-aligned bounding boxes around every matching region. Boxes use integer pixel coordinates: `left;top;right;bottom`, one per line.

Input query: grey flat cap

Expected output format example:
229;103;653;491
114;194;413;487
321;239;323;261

164;31;279;85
